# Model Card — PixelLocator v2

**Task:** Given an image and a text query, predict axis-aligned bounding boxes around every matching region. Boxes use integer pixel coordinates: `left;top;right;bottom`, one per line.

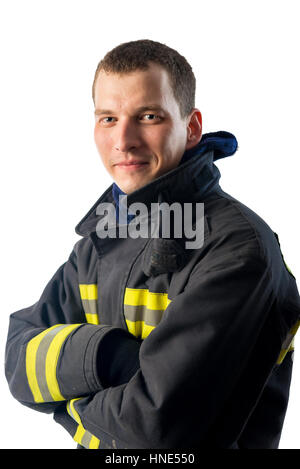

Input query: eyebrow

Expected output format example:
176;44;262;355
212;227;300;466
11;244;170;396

94;105;165;116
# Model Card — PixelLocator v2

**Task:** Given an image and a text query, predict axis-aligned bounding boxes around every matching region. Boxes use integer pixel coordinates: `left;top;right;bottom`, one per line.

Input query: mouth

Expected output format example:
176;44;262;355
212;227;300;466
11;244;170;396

114;160;150;171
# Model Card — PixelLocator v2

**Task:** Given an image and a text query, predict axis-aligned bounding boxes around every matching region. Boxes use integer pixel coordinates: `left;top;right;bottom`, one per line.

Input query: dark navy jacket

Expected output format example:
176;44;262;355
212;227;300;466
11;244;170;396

5;132;300;448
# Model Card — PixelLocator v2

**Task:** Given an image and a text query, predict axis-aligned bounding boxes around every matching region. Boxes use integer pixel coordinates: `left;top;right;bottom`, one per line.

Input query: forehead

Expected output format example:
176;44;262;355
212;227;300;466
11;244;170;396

94;63;178;111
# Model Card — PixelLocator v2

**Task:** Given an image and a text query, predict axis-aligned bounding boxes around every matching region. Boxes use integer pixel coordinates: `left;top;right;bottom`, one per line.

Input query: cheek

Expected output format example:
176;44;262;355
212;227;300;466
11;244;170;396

94;126;102;148
94;127;110;153
156;129;175;158
146;126;172;151
94;129;112;170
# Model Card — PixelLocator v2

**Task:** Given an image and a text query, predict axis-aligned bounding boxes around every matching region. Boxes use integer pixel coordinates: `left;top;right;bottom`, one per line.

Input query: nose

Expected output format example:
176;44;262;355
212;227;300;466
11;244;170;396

114;118;141;153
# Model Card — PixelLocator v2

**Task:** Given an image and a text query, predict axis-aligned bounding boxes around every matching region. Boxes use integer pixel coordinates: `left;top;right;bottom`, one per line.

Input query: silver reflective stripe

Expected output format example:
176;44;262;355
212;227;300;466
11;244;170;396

81;431;93;448
35;325;66;402
79;284;99;324
124;304;165;327
67;400;78;422
82;299;98;316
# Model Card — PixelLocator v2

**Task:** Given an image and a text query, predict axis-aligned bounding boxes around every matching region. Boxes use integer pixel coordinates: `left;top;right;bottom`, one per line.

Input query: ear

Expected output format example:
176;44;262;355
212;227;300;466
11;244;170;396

185;109;202;150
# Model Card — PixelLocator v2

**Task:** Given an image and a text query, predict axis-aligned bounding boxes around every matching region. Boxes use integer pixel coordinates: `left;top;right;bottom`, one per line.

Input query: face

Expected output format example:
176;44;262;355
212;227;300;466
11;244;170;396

93;63;202;193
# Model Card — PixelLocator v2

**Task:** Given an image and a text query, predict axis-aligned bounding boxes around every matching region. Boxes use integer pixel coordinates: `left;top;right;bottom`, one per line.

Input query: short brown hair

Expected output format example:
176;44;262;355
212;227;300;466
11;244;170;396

92;39;196;118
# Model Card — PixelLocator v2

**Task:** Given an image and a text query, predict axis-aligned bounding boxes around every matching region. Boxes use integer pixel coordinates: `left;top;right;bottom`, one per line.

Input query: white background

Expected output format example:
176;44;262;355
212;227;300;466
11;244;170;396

0;0;299;449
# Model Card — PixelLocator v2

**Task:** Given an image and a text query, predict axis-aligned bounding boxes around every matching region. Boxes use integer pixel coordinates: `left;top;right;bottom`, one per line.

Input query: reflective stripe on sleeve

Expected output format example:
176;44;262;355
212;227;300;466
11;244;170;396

73;424;100;449
277;319;300;365
26;324;82;403
124;288;171;339
67;398;83;425
67;398;100;449
79;284;99;325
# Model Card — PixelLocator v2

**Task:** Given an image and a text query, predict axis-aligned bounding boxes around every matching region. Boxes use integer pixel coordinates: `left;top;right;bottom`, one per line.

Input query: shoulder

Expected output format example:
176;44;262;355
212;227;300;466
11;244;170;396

204;190;281;264
71;236;98;274
200;190;291;296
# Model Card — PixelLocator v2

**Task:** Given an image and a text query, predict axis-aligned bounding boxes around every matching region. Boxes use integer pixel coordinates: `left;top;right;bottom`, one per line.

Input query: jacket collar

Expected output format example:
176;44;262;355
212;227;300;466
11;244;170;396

75;131;238;237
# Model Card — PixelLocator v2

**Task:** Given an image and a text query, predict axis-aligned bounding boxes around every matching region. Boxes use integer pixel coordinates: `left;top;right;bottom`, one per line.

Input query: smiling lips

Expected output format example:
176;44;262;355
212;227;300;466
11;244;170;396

114;160;149;171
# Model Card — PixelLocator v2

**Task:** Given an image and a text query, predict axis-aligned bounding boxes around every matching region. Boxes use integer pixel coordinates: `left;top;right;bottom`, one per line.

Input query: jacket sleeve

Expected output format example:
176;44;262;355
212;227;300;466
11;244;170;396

237;349;294;449
5;244;141;414
54;247;300;449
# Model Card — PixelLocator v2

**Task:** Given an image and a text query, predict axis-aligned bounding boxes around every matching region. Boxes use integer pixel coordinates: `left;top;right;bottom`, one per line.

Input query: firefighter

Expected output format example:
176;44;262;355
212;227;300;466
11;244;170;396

5;39;300;449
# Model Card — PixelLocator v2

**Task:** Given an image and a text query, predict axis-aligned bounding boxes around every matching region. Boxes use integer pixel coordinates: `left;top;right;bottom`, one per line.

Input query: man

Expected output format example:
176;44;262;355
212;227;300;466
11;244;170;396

5;39;300;449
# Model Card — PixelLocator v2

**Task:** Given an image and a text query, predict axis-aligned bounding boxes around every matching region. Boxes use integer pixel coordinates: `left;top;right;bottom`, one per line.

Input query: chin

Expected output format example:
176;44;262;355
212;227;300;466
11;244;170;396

119;178;152;194
124;185;143;194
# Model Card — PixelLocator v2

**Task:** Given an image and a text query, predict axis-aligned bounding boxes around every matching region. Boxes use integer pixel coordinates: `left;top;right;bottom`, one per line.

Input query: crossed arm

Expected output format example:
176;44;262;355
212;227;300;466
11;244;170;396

5;243;296;448
5;249;141;410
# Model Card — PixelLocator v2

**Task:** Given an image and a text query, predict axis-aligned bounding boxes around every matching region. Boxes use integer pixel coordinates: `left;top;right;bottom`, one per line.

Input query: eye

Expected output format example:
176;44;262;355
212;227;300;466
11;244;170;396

99;117;116;125
141;114;162;122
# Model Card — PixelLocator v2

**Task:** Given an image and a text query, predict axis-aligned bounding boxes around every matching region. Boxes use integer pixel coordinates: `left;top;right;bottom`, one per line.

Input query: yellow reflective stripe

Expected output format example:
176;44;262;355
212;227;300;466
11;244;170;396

68;400;100;449
126;318;142;337
67;398;83;425
277;348;289;365
73;425;100;449
26;324;62;403
73;424;86;445
26;324;81;403
124;288;171;338
45;324;82;401
285;262;293;275
79;284;99;324
125;319;155;340
289;338;295;352
84;313;99;325
89;435;100;449
277;340;296;364
277;320;300;365
79;284;98;300
290;320;300;336
124;288;170;310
